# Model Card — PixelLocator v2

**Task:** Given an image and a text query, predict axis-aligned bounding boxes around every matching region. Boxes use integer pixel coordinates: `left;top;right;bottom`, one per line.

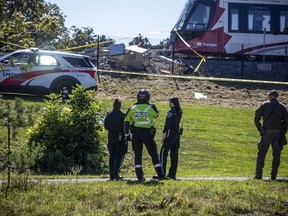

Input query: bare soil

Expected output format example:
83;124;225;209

97;74;288;109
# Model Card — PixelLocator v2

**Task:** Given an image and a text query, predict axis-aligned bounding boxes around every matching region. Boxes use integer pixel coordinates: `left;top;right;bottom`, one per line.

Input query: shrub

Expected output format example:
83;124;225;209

27;86;107;174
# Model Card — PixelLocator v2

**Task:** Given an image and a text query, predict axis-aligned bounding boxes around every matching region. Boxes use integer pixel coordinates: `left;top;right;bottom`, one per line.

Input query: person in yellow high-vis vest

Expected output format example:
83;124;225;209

124;89;164;181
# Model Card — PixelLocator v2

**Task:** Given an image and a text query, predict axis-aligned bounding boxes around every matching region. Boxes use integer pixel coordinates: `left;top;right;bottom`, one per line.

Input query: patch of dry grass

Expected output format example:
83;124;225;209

97;74;288;109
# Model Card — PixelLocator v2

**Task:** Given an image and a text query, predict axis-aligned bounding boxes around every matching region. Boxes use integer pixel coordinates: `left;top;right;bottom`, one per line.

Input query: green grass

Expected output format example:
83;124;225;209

98;99;286;178
1;97;287;178
1;95;288;215
1;180;287;215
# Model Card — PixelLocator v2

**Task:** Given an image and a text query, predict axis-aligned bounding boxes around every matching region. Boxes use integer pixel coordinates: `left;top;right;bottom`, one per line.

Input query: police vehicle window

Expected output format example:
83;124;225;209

280;10;288;34
248;7;271;32
63;57;90;67
36;55;59;66
9;53;30;65
186;4;210;31
83;57;94;67
230;8;239;31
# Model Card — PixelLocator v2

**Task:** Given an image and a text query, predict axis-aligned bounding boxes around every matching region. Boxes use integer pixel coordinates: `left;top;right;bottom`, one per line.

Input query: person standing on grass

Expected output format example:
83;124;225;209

124;89;165;181
158;97;183;180
104;99;126;181
254;90;288;180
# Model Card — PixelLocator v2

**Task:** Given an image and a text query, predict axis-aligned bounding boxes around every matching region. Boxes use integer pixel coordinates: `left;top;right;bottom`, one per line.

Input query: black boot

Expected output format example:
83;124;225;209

155;167;165;180
136;167;144;181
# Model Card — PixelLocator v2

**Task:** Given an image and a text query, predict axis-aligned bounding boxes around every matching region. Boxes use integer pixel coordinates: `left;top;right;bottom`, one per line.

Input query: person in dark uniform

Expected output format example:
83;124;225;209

124;89;165;181
254;90;288;180
159;97;183;180
104;99;126;181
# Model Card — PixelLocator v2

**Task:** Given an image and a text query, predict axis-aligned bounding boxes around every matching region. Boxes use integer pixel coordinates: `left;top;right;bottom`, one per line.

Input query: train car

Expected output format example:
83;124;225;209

170;0;288;56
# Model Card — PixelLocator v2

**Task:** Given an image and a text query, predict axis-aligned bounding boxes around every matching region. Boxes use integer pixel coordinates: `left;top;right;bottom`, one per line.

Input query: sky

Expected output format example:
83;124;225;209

47;0;187;45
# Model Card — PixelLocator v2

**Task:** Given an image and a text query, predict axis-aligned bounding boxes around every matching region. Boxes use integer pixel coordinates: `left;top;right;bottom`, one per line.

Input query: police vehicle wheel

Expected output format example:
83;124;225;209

53;80;76;96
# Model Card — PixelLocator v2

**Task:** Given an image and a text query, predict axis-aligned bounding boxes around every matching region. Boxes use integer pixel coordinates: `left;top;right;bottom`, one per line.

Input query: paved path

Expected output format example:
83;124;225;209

17;176;288;184
1;176;288;184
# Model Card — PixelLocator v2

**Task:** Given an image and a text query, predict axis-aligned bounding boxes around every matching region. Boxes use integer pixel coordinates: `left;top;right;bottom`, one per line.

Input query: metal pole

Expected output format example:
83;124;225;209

172;42;175;75
263;28;266;64
241;45;244;79
97;36;100;82
7;105;11;189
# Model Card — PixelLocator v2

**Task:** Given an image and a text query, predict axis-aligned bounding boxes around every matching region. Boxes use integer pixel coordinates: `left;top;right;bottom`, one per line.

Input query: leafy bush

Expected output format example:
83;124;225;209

27;86;107;174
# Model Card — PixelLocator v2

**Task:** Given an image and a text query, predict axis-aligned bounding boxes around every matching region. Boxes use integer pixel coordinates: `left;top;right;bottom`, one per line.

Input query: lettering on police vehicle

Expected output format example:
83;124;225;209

3;72;19;77
134;112;149;117
76;73;86;77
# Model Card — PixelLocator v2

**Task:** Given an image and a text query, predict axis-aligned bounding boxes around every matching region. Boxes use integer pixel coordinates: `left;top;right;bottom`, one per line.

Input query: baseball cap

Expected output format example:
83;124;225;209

268;90;278;97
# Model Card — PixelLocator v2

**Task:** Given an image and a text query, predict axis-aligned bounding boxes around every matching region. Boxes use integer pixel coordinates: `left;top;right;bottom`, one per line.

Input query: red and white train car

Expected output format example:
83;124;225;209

170;0;288;56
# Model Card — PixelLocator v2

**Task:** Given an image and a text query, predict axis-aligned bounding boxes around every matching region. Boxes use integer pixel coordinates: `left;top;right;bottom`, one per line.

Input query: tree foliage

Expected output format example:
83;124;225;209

0;0;66;50
26;87;107;174
0;0;169;54
57;26;114;51
128;34;152;49
151;38;170;49
128;34;170;50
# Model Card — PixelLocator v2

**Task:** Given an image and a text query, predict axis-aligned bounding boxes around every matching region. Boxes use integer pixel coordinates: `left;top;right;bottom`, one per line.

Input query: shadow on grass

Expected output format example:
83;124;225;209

266;179;288;183
0;93;48;102
126;179;164;186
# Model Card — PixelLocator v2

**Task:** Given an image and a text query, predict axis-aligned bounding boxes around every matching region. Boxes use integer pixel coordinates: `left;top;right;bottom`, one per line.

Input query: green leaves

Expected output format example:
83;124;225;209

27;86;107;174
0;0;66;50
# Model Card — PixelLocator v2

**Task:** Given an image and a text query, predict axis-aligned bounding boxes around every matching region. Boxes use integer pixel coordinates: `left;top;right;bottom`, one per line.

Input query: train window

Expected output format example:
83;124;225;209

186;4;210;31
228;3;245;33
230;9;239;31
248;8;271;32
177;14;187;30
280;11;288;33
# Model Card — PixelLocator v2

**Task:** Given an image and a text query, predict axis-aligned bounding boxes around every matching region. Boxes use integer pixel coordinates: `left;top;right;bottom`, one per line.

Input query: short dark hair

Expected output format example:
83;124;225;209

113;99;121;109
170;97;179;107
268;90;278;98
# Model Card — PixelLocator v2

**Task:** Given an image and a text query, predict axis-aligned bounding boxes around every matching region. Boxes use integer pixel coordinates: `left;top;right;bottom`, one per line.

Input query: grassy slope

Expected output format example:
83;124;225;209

101;99;287;179
1;180;287;215
1;76;288;215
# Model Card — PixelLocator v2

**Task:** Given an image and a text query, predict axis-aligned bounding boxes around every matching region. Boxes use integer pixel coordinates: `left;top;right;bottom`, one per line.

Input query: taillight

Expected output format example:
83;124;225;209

77;69;97;79
86;70;96;78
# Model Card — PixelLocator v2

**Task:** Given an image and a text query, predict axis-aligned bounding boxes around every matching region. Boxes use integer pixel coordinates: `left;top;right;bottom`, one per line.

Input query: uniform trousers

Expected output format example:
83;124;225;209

108;135;125;179
256;129;283;179
132;127;163;179
160;135;180;178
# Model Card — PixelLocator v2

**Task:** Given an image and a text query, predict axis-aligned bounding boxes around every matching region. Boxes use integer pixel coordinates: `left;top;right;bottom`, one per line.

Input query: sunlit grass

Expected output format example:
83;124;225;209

1;180;287;215
1;95;288;215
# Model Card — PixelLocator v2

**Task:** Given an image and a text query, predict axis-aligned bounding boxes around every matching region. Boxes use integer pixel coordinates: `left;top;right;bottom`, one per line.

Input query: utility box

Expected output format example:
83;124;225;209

110;44;125;56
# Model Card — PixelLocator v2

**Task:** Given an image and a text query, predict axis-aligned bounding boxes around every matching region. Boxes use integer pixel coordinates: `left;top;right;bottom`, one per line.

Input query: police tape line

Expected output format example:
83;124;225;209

0;39;115;51
60;40;115;51
97;69;288;85
172;28;206;73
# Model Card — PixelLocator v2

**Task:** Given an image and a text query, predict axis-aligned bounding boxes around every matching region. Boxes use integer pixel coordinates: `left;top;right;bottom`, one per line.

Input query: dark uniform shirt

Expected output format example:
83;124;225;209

104;109;125;136
163;107;182;137
254;99;288;132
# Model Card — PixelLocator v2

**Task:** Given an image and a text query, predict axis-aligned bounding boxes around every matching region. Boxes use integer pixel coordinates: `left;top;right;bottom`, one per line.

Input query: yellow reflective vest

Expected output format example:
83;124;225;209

125;103;159;128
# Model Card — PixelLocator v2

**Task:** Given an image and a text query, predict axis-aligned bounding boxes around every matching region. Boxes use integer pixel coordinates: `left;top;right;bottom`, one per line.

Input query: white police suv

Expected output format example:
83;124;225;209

0;48;98;96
